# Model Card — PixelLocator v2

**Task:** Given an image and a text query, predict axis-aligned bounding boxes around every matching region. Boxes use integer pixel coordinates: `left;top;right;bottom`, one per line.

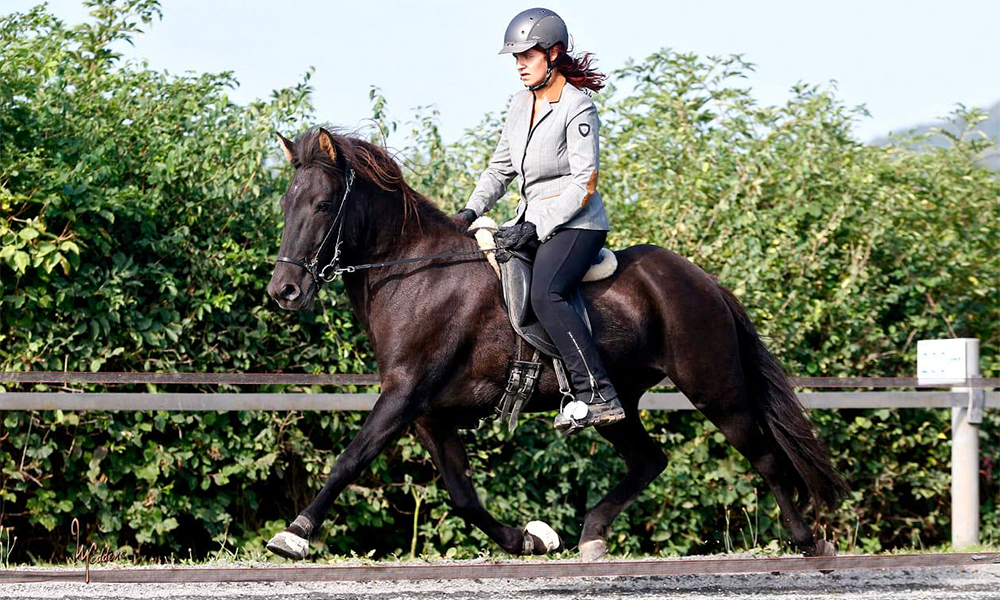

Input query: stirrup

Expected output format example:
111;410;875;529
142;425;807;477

553;397;625;436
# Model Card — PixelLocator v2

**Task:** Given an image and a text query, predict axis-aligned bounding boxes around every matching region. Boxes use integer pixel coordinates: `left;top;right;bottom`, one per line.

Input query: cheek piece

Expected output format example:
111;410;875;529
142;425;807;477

275;167;357;284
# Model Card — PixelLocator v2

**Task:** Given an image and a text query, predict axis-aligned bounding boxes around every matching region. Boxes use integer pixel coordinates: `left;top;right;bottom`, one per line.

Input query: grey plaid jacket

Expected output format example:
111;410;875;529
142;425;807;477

464;73;610;243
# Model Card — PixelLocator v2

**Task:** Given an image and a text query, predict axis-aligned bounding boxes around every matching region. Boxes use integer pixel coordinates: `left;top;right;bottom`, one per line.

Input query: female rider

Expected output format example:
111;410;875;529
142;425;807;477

453;8;624;435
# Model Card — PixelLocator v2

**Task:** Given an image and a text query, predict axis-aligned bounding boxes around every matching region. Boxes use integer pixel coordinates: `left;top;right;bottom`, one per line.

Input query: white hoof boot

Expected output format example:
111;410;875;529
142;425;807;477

524;520;563;554
266;531;310;560
579;539;608;562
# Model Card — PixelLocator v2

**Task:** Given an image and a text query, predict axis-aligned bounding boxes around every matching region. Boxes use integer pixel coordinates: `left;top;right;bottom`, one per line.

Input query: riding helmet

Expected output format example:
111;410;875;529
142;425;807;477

498;7;569;55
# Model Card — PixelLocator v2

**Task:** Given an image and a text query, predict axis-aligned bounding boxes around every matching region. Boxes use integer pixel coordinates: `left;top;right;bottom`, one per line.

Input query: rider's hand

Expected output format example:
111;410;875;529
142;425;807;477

494;221;538;250
452;208;478;230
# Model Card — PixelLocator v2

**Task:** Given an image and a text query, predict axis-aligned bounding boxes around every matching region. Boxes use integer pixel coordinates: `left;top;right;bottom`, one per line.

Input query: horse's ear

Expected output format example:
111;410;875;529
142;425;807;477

318;127;338;163
276;131;295;162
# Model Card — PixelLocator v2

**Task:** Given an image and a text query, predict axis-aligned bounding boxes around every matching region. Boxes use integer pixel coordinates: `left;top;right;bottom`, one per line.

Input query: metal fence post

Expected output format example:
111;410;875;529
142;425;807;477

950;339;981;550
918;337;982;550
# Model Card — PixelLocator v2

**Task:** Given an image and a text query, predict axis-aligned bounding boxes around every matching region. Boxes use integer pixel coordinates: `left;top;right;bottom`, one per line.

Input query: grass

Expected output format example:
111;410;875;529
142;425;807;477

11;540;998;569
0;524;15;569
6;501;998;569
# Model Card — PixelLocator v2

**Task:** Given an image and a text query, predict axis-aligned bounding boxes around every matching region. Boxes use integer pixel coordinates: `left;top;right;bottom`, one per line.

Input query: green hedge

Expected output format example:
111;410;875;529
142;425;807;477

1;1;996;563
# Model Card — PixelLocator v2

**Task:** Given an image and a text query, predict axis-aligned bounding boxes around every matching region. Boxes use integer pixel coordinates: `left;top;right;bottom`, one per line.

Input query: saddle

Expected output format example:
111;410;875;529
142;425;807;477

470;217;617;432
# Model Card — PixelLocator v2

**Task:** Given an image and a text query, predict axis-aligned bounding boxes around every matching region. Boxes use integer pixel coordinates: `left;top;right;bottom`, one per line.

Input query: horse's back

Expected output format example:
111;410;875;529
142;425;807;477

587;243;723;307
580;243;738;393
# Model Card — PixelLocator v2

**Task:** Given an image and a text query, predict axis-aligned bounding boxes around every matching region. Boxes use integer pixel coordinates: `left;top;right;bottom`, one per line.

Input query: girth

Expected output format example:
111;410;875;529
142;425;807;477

495;336;542;433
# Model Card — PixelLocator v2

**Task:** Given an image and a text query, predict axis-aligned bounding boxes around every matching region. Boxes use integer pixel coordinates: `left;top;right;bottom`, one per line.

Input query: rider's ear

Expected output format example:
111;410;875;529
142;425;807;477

276;131;295;162
318;128;338;164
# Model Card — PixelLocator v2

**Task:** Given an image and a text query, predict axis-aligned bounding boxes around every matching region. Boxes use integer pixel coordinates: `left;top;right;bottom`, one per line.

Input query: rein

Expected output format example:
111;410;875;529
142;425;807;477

334;247;493;276
275;165;492;284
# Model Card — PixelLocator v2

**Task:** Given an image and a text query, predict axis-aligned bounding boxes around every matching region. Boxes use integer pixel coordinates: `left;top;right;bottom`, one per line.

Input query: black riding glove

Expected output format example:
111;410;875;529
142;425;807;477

453;208;478;229
493;221;540;263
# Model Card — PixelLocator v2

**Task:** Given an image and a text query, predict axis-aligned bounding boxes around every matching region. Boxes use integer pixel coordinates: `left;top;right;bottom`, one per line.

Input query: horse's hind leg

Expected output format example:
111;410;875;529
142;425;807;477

579;402;668;562
687;380;827;555
414;418;563;556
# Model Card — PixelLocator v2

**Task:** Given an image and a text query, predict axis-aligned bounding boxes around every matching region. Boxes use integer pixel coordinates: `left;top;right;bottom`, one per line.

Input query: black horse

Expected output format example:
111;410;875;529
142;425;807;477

264;126;848;561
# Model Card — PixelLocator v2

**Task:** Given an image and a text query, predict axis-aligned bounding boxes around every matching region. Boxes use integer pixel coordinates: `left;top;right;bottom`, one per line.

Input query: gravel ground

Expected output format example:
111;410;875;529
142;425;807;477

1;563;998;600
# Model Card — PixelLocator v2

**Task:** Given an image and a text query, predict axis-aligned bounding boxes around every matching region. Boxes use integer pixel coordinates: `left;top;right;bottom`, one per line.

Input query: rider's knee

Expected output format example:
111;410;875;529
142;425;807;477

529;281;554;316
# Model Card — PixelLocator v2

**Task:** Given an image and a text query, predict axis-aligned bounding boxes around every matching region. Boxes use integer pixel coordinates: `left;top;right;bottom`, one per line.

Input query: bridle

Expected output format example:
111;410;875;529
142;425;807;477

274;164;494;285
275;167;357;284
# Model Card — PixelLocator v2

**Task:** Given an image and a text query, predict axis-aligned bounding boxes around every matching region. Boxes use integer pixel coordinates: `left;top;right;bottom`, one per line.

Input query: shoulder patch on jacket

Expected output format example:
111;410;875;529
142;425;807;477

578;123;591;137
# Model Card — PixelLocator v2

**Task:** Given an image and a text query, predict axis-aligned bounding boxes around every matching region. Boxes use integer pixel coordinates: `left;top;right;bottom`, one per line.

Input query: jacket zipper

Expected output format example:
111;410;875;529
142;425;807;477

567;331;608;404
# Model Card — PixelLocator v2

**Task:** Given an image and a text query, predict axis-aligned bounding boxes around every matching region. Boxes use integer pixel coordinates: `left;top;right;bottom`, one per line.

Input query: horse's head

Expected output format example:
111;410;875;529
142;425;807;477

267;127;353;311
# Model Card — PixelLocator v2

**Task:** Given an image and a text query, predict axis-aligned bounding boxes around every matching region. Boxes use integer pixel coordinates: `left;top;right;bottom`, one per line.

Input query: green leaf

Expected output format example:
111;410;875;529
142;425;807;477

12;250;29;273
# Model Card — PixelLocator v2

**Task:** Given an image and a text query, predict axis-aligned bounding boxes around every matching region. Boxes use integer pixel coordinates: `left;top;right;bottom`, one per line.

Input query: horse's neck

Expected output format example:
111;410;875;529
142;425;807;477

340;190;477;332
346;189;468;264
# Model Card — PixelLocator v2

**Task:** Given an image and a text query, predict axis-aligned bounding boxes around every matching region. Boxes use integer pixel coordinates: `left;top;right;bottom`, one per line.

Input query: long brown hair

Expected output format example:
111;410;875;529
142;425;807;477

550;42;606;93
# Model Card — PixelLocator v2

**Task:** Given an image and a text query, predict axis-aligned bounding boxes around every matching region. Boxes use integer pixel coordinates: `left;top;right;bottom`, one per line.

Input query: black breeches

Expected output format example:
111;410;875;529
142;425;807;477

529;227;617;402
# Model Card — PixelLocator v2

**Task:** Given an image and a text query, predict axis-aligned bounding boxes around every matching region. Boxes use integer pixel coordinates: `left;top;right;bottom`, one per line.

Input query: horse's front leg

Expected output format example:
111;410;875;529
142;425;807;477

267;377;429;560
413;418;563;556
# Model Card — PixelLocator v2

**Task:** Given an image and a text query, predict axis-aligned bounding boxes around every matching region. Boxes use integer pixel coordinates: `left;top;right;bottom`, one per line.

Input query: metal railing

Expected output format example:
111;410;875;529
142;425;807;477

1;371;997;550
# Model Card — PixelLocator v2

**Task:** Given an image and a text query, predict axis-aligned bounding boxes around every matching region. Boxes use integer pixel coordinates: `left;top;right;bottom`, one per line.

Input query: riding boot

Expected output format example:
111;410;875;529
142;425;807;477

551;331;625;436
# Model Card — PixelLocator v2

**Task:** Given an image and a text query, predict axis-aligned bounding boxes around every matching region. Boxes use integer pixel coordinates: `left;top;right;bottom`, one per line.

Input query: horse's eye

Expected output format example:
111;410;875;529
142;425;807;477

317;202;331;212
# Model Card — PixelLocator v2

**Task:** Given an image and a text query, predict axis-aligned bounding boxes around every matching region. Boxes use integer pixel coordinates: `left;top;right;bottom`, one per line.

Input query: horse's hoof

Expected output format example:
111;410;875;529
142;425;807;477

524;520;563;554
807;539;836;573
579;539;608;562
266;530;310;560
808;539;836;557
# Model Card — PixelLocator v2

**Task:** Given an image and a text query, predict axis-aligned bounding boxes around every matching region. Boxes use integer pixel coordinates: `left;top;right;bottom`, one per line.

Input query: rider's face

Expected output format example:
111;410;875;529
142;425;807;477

514;47;552;88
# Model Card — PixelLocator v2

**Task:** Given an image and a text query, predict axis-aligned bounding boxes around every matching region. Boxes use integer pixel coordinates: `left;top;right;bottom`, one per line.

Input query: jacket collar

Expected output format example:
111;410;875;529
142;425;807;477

535;70;567;104
522;70;567;128
516;70;568;156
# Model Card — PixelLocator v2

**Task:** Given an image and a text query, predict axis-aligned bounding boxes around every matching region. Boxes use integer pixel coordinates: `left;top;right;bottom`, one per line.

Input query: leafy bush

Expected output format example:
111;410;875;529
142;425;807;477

1;1;996;563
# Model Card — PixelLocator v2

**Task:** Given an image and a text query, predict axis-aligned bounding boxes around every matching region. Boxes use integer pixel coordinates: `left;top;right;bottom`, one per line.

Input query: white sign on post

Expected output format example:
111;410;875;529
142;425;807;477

916;338;977;385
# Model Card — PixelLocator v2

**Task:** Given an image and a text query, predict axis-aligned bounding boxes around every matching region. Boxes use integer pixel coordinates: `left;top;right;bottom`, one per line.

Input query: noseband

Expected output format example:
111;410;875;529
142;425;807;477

275;167;357;283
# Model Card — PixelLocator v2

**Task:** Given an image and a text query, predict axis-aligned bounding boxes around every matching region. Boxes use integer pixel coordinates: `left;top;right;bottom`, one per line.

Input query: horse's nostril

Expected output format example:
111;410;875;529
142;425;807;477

280;283;300;301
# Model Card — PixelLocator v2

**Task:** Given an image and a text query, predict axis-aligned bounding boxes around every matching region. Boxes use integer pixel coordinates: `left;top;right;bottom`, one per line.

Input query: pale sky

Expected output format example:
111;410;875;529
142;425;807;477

7;0;999;146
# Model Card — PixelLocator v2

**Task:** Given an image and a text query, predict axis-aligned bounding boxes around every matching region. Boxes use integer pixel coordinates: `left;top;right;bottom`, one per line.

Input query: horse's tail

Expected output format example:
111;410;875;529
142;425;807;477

717;283;850;510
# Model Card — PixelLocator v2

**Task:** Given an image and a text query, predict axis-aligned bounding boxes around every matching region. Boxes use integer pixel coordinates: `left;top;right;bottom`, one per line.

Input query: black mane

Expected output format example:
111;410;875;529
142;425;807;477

291;125;461;234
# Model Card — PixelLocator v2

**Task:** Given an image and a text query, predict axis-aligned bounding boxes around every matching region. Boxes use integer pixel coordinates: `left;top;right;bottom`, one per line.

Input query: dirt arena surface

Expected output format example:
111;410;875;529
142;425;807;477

2;562;998;599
